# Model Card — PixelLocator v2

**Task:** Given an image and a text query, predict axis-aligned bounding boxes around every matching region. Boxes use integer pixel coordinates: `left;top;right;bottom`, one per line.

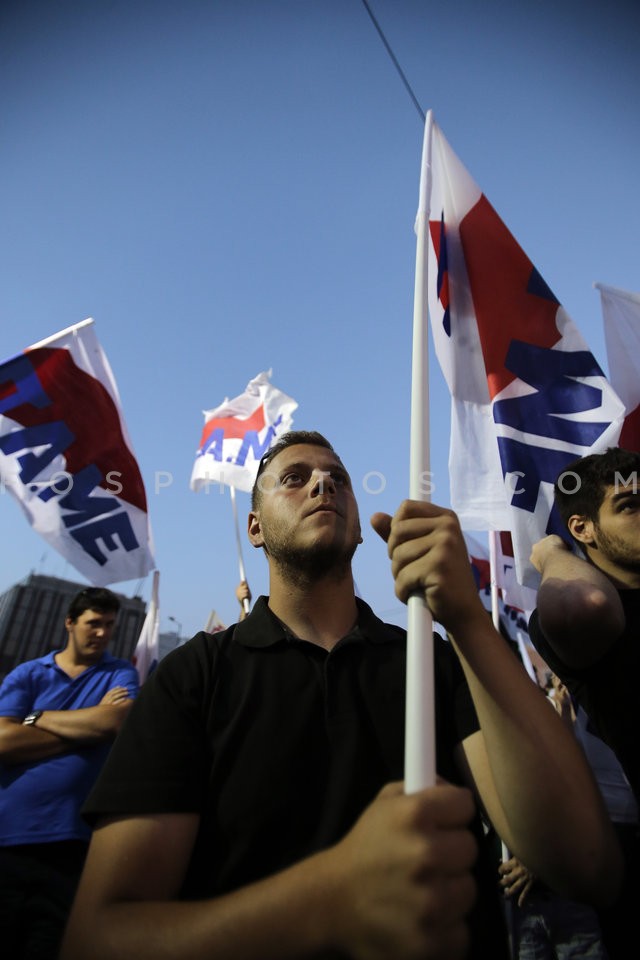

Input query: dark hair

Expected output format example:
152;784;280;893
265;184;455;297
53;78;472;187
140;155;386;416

251;431;339;509
554;447;640;547
66;587;121;623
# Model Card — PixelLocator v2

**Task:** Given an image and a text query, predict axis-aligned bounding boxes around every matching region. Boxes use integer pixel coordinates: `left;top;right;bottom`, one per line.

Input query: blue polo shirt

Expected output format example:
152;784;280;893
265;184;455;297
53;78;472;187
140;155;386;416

0;651;139;845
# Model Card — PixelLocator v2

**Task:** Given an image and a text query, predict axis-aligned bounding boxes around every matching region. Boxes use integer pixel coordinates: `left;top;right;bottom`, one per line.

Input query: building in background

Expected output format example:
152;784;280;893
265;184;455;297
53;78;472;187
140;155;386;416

0;573;146;682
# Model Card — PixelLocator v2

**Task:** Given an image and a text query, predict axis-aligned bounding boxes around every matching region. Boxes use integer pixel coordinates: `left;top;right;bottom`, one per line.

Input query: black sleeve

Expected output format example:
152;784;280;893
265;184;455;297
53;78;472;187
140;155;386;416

527;607;565;678
433;632;480;748
82;633;216;823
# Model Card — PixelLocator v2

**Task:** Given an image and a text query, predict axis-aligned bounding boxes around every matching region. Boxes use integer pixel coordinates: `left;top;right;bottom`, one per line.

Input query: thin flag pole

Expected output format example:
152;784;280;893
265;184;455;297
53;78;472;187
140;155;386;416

27;317;94;350
489;530;515;900
229;485;251;614
405;109;435;793
489;530;501;632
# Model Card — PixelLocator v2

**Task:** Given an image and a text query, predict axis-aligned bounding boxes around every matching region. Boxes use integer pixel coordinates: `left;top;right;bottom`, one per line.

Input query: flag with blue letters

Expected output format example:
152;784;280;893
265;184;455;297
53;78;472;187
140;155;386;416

0;318;155;585
190;370;298;494
421;114;624;586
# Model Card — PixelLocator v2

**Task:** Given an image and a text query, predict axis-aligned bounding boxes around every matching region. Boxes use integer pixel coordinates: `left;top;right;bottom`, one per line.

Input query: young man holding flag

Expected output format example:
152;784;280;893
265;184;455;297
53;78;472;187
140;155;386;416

62;432;620;960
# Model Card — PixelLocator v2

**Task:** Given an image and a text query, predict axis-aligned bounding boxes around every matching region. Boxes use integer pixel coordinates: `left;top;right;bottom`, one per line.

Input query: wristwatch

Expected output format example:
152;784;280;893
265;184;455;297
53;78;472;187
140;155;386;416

23;710;43;726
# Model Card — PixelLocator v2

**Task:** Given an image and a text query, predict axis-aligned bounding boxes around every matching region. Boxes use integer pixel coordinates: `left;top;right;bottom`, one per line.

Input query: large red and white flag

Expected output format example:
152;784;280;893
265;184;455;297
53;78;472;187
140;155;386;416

421;112;624;586
0;318;155;585
132;569;160;683
596;282;640;452
190;370;298;494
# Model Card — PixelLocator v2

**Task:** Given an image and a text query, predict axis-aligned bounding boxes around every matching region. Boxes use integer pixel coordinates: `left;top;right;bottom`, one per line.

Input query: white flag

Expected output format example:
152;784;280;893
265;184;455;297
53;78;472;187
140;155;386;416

421;113;625;586
0;319;155;585
190;370;298;494
596;282;640;452
132;570;160;683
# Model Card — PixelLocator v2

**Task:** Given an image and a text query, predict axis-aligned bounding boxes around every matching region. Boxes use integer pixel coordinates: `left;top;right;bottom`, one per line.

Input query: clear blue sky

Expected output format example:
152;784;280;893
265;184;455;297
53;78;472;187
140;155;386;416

1;0;639;638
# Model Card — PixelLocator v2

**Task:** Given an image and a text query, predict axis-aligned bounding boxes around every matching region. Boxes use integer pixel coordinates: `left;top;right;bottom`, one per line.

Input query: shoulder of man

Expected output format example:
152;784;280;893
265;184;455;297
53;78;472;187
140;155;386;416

0;651;52;686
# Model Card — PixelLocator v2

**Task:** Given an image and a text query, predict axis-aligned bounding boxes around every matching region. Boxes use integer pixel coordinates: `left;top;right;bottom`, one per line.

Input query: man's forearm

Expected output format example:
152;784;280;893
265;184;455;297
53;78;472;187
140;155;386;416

449;614;622;909
61;785;477;960
36;701;133;742
63;848;342;960
0;717;71;763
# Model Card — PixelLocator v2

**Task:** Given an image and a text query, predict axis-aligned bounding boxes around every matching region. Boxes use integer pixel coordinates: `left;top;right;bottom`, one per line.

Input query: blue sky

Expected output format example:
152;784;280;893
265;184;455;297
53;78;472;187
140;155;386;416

1;0;639;638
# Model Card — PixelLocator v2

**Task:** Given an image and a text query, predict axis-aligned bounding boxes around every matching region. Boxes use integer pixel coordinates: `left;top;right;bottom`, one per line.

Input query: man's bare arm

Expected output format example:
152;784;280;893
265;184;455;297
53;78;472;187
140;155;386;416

0;715;71;763
372;503;623;909
61;783;477;960
0;688;133;764
530;535;625;667
36;687;133;741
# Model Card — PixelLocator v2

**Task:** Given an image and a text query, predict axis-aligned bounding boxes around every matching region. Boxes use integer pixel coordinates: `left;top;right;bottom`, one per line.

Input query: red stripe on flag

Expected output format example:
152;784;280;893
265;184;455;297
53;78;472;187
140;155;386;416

460;195;560;399
10;347;147;511
199;403;266;449
619;404;640;451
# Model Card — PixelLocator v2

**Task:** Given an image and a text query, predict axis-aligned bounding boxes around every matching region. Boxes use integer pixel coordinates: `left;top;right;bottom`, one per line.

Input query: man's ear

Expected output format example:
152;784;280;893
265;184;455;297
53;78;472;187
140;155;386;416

248;511;264;548
64;616;74;634
568;514;596;547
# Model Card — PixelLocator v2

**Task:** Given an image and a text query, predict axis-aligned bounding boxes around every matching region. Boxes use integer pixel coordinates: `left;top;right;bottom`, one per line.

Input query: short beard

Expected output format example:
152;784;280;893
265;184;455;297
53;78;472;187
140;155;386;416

594;523;640;573
266;539;358;587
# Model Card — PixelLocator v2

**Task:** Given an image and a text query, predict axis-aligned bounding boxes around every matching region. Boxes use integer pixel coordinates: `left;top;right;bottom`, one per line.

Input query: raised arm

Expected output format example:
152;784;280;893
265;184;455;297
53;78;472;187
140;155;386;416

371;502;622;908
61;782;477;960
530;534;625;667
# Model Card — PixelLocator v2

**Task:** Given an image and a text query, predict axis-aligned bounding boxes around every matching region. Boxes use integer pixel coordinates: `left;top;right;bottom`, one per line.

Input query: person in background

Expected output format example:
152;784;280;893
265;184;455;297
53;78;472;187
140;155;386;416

0;586;139;960
235;579;252;622
529;446;640;955
499;675;610;959
61;432;621;960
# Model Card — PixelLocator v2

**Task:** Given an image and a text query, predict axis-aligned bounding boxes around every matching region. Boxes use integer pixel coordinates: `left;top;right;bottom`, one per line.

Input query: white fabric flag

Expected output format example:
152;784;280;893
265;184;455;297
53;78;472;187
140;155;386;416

132;569;160;683
464;533;537;681
0;318;155;585
190;370;298;494
204;609;226;634
422;113;625;586
596;282;640;452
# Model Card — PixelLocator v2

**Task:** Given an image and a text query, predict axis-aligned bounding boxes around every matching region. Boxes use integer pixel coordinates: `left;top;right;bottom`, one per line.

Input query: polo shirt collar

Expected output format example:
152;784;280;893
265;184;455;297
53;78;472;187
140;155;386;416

234;595;399;649
43;650;113;670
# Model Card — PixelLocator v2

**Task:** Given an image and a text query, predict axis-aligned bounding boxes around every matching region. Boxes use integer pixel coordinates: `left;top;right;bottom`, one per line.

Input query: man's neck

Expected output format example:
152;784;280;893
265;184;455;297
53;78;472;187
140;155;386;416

55;646;97;678
266;570;359;652
589;551;640;589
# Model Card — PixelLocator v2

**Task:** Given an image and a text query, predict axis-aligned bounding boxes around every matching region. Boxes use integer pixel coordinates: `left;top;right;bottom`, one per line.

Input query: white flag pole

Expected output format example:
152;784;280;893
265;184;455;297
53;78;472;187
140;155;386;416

488;531;513;876
489;530;501;633
405;109;435;793
27;317;95;350
229;485;251;614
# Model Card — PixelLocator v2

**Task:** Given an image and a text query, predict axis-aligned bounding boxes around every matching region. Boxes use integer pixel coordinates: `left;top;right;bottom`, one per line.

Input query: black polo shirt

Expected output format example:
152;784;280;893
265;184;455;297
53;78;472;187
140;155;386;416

529;589;640;806
84;596;507;955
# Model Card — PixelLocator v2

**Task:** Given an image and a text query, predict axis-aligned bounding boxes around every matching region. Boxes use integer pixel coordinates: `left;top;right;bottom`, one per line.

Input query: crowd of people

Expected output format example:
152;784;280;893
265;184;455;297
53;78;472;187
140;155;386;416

0;435;637;959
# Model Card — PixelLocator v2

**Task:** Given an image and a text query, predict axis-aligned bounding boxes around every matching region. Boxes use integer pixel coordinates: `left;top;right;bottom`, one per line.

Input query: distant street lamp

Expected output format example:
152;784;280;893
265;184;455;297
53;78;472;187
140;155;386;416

168;616;182;643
